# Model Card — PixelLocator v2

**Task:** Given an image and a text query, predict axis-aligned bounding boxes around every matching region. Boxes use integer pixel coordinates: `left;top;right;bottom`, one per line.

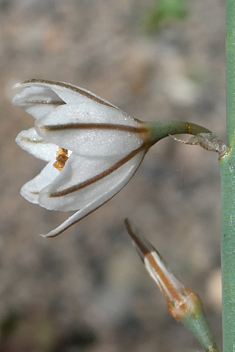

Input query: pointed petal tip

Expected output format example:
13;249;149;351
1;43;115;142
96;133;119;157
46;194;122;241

12;82;22;89
40;231;62;238
40;225;69;238
39;224;64;238
124;217;129;227
12;79;41;89
40;232;55;238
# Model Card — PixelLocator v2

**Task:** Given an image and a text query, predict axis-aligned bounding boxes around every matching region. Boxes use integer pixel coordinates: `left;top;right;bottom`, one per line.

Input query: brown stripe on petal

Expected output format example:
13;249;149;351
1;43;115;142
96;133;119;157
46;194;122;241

26;99;65;106
41;122;148;135
124;220;150;261
125;220;183;307
49;143;147;198
23;79;117;109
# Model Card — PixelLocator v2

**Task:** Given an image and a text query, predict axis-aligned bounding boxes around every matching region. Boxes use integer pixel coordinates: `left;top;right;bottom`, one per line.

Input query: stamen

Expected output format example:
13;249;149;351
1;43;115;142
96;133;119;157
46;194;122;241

53;147;69;171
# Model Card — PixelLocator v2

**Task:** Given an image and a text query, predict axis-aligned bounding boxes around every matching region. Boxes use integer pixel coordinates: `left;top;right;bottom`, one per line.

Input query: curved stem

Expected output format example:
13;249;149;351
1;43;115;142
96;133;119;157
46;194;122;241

146;121;211;146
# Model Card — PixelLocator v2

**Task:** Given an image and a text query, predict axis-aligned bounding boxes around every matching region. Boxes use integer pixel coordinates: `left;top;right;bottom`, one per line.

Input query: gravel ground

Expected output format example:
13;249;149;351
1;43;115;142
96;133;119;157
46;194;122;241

0;0;225;351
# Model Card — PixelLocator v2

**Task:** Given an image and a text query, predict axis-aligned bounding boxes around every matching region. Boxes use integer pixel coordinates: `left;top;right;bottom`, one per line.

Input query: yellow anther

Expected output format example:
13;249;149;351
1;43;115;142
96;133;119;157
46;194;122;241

53;147;68;171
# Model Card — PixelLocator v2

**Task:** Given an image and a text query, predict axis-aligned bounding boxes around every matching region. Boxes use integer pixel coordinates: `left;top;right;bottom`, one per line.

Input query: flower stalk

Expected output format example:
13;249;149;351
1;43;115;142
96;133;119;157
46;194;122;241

146;120;211;146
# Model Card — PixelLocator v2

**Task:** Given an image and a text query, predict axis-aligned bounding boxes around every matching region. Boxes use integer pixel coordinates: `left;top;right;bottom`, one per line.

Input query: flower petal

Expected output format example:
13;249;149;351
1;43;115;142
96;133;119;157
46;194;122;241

41;150;146;237
12;84;64;120
14;79;118;108
16;128;58;162
38;148;145;212
21;162;59;204
36;103;144;157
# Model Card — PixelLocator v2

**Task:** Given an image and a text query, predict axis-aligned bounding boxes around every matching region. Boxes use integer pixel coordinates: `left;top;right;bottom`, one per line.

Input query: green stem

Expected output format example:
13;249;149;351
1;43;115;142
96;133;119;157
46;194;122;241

146;121;211;145
220;152;235;352
220;2;235;350
220;0;235;352
226;0;235;147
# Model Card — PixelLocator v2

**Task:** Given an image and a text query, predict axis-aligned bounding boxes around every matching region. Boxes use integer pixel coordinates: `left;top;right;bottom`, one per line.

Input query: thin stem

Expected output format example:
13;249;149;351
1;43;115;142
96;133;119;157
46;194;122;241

219;1;235;351
146;121;211;146
226;0;235;146
220;152;235;352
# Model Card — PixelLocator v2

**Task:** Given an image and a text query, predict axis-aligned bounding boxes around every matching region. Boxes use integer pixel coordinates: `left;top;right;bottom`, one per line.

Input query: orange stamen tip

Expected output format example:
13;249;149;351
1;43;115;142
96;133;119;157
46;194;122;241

53;147;68;171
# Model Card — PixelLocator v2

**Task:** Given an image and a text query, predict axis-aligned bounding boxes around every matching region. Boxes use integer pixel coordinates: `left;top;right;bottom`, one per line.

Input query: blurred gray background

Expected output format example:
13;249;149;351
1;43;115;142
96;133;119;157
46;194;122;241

1;0;225;351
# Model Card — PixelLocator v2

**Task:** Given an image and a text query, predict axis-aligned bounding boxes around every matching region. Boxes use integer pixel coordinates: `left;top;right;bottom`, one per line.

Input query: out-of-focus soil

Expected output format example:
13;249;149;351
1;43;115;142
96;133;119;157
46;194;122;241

0;1;224;351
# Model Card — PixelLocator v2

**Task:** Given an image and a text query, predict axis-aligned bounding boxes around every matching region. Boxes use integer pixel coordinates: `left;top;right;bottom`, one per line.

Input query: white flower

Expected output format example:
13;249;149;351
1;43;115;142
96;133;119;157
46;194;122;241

13;79;151;237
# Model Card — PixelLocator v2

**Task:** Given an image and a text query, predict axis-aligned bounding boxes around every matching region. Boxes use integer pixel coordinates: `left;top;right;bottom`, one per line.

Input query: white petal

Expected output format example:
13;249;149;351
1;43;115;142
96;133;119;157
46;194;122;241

36;103;143;157
12;84;64;120
16;128;58;162
21;162;59;204
38;149;145;211
41;150;146;237
38;153;116;211
13;79;118;107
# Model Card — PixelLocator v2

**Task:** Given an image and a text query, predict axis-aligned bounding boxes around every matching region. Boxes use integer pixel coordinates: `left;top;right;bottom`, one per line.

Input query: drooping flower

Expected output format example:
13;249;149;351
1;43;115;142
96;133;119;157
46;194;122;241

13;79;153;237
13;79;211;237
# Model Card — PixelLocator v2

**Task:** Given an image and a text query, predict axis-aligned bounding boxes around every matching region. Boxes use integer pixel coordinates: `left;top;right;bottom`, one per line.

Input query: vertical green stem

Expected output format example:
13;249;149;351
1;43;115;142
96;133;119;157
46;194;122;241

220;1;235;351
220;153;235;352
226;0;235;146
